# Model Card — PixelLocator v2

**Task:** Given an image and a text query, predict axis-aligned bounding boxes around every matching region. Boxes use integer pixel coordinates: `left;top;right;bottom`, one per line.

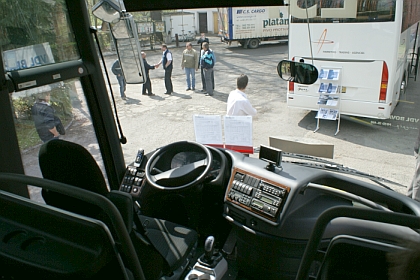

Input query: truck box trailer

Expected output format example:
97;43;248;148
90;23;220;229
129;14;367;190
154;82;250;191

163;12;197;42
219;6;289;48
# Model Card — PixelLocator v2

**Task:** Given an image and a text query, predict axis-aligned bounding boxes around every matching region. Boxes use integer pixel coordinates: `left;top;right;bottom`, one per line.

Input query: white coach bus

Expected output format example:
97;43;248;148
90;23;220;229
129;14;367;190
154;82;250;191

287;0;420;119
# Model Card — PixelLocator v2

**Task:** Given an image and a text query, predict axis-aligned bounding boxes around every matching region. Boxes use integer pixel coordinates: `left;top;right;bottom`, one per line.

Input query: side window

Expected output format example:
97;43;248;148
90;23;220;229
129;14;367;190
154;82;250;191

11;80;106;202
3;1;107;202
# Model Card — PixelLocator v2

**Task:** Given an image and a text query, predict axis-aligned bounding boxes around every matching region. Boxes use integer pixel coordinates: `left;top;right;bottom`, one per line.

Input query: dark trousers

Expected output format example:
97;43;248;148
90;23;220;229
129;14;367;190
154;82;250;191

164;67;173;93
142;76;152;94
116;75;126;97
201;68;214;90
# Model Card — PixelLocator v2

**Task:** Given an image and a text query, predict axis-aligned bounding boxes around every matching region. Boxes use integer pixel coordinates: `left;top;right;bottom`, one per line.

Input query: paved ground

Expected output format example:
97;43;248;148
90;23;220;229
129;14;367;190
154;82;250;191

24;35;420;201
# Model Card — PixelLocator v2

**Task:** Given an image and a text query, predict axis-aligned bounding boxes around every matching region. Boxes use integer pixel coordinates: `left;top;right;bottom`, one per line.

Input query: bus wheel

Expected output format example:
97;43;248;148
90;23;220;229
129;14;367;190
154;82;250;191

248;38;259;49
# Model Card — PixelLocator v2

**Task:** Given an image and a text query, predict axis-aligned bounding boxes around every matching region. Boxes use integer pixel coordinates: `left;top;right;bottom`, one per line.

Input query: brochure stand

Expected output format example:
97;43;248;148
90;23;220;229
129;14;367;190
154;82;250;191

314;67;342;135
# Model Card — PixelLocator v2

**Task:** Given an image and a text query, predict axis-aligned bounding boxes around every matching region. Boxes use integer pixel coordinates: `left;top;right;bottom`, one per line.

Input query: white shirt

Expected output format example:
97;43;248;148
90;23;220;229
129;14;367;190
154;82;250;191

163;50;172;63
227;89;257;116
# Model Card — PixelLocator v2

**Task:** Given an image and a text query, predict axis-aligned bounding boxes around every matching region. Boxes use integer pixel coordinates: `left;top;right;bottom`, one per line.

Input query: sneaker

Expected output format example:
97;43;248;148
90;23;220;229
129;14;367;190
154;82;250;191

121;96;127;100
186;88;191;91
164;92;171;95
192;87;195;90
205;93;213;96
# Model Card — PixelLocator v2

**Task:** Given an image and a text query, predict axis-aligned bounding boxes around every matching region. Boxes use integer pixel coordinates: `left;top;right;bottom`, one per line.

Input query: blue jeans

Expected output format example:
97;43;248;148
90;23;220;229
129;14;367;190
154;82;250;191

116;75;126;97
185;68;195;89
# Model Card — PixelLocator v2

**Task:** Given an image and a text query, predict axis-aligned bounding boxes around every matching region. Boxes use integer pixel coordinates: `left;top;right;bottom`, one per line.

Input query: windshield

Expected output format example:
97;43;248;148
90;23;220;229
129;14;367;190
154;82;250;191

2;1;418;202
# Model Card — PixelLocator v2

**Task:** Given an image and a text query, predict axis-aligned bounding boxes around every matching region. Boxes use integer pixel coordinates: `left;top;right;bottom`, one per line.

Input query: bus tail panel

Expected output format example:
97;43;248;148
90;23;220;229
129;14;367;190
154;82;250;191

287;59;394;119
287;92;393;119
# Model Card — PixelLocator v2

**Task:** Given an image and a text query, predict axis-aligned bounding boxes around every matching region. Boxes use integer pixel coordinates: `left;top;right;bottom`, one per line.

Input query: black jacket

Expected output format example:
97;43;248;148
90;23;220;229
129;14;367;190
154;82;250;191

31;102;56;142
143;58;155;78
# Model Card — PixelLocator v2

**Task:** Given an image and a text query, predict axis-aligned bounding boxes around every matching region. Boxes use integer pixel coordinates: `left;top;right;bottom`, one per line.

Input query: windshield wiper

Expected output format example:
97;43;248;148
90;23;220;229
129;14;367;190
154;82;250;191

281;152;406;190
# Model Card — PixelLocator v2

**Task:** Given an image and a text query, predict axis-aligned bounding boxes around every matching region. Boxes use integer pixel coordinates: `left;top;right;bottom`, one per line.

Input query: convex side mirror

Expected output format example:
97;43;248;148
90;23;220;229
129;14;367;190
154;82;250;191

277;60;319;85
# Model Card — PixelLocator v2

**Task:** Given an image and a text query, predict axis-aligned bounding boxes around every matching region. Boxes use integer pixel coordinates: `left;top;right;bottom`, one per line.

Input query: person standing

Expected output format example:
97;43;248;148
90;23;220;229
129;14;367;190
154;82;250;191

181;42;199;91
156;44;173;95
31;92;65;142
407;129;420;201
227;74;257;116
200;42;215;96
199;42;216;92
111;59;126;100
141;52;156;96
197;33;209;45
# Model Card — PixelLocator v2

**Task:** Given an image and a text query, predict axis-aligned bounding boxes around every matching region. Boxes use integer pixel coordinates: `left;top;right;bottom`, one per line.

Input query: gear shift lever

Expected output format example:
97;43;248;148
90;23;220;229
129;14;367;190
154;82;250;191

204;236;215;263
186;236;228;280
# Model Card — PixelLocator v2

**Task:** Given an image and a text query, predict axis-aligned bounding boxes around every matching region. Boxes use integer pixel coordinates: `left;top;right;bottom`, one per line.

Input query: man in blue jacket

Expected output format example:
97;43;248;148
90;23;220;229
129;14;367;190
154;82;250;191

200;42;215;96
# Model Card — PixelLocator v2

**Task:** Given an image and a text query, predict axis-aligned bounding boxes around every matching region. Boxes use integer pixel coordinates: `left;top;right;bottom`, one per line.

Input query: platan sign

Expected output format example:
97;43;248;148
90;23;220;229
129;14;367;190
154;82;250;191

3;42;55;71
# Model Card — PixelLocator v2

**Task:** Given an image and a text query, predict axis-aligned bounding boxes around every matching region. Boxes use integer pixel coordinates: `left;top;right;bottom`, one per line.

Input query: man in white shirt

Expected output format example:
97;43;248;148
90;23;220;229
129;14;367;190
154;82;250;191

156;44;173;94
227;74;257;116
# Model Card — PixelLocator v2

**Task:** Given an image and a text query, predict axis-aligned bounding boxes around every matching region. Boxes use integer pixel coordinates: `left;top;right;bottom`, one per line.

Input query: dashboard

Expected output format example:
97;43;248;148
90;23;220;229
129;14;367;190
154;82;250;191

117;141;420;280
120;142;420;243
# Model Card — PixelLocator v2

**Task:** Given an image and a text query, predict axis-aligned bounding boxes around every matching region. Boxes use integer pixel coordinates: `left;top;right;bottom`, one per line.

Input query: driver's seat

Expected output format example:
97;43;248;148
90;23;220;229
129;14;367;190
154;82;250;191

38;139;198;280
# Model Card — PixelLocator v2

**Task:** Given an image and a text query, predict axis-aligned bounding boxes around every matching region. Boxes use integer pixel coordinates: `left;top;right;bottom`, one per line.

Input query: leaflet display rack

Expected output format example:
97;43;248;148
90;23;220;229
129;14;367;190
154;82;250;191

314;67;342;135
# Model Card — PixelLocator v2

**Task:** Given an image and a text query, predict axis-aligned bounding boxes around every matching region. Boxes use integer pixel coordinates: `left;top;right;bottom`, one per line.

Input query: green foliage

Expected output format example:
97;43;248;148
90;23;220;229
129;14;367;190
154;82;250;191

0;0;78;62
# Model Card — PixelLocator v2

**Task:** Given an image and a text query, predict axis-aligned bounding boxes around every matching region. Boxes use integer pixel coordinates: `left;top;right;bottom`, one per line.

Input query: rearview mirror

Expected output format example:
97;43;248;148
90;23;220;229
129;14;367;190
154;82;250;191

277;60;319;85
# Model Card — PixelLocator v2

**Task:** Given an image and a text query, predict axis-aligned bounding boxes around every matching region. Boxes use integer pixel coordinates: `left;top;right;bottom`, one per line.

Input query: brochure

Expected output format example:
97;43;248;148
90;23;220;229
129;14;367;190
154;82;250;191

326;99;338;106
327;83;338;94
318;69;330;79
327;69;340;80
318;83;328;93
316;108;338;120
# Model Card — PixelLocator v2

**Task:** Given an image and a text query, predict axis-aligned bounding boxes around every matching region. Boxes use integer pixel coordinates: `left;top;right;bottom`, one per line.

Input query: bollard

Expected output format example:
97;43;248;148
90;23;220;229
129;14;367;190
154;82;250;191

175;34;179;47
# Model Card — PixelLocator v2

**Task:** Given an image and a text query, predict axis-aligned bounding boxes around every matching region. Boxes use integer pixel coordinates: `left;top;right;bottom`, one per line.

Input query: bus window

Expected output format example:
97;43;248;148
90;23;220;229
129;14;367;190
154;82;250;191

10;79;106;202
291;0;396;23
2;2;105;203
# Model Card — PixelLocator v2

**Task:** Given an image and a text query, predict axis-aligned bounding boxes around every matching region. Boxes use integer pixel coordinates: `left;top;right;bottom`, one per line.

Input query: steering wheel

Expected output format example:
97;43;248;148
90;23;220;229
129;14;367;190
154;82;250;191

145;141;213;191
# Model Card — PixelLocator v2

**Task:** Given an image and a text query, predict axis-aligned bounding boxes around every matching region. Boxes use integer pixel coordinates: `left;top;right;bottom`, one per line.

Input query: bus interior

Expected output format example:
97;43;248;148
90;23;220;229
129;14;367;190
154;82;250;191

1;0;420;280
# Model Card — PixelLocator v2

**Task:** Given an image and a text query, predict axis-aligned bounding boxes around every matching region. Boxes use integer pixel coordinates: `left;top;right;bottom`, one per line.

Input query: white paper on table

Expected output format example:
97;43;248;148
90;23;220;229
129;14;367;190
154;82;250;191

223;115;253;147
193;115;223;145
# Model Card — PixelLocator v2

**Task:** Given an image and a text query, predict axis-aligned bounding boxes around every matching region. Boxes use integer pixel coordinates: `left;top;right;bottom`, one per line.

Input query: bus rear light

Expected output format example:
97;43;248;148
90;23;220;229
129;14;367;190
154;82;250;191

289;81;294;93
379;62;388;103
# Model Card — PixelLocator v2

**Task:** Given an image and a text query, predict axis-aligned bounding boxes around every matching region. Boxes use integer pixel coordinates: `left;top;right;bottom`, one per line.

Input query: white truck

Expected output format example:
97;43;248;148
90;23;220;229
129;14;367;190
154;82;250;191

162;12;196;42
219;6;289;49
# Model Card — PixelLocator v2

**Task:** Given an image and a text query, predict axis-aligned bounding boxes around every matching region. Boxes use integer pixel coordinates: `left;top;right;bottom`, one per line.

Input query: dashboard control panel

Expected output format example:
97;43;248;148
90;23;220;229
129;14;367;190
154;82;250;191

226;168;289;222
119;165;145;198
